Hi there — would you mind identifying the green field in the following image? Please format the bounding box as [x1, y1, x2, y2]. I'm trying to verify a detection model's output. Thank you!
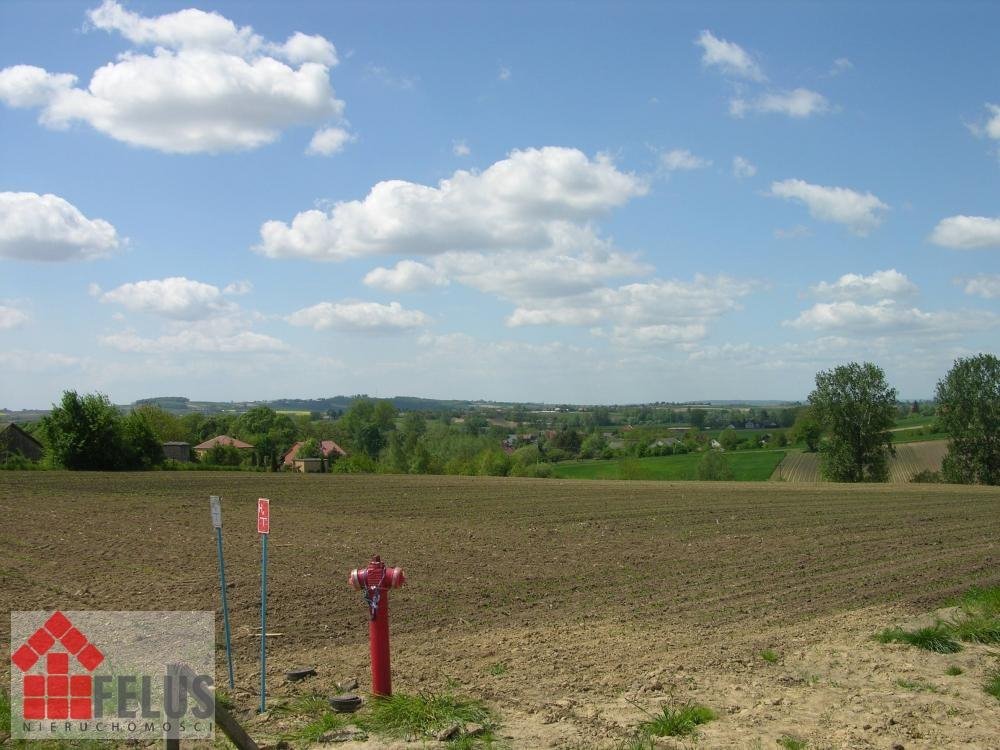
[552, 450, 786, 480]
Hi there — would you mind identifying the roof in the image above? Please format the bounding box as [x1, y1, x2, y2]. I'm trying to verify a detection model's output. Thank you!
[0, 422, 43, 448]
[162, 441, 191, 446]
[282, 439, 347, 465]
[194, 434, 254, 451]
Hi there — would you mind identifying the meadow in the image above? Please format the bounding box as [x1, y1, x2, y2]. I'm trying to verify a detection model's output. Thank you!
[551, 449, 786, 480]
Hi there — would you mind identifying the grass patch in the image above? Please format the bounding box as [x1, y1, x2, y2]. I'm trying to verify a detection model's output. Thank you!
[945, 665, 964, 676]
[985, 668, 1000, 702]
[640, 703, 716, 738]
[615, 731, 655, 750]
[760, 649, 779, 663]
[777, 737, 808, 750]
[876, 625, 962, 653]
[895, 678, 942, 694]
[296, 712, 349, 743]
[552, 450, 786, 481]
[357, 690, 495, 744]
[488, 662, 507, 677]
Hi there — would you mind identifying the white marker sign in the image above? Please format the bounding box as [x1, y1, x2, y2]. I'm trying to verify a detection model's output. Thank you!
[210, 495, 222, 528]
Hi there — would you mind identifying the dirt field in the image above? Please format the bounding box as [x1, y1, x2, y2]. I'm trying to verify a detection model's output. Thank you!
[772, 441, 949, 483]
[2, 472, 999, 748]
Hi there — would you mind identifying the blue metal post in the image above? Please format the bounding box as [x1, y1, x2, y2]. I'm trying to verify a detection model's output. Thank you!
[216, 526, 235, 689]
[259, 532, 268, 713]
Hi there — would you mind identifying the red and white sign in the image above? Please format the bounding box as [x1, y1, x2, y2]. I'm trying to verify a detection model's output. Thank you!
[257, 498, 270, 535]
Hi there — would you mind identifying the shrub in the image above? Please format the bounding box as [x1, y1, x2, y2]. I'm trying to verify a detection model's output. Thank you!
[331, 453, 378, 474]
[696, 450, 734, 480]
[910, 469, 943, 483]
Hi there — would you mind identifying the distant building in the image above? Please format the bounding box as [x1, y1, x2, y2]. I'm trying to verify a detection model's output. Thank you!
[281, 439, 347, 467]
[0, 422, 43, 462]
[193, 435, 254, 457]
[162, 441, 191, 462]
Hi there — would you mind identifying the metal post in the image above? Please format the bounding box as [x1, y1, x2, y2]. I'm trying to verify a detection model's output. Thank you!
[259, 532, 268, 713]
[216, 526, 235, 689]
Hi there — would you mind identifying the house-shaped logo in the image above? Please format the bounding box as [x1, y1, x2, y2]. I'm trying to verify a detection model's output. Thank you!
[10, 611, 105, 720]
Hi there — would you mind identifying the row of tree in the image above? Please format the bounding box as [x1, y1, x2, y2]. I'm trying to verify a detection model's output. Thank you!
[804, 354, 998, 484]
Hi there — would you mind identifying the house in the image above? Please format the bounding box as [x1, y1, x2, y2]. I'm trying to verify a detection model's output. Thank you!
[281, 439, 347, 468]
[649, 437, 681, 449]
[0, 422, 43, 462]
[193, 435, 254, 457]
[710, 439, 722, 450]
[161, 441, 191, 462]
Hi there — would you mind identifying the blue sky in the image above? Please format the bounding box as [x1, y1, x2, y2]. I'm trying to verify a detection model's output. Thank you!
[1, 0, 998, 408]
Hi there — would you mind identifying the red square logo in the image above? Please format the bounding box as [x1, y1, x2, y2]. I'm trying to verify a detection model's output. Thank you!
[47, 675, 69, 697]
[28, 628, 55, 655]
[44, 611, 72, 638]
[77, 643, 104, 671]
[47, 697, 69, 719]
[70, 675, 92, 697]
[24, 675, 45, 697]
[70, 698, 93, 720]
[60, 627, 87, 654]
[11, 643, 40, 672]
[23, 697, 46, 720]
[47, 652, 69, 674]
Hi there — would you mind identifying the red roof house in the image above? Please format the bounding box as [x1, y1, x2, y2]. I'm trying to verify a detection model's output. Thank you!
[282, 439, 347, 466]
[193, 435, 254, 456]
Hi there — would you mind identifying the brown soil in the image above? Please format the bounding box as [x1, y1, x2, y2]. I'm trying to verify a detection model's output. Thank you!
[2, 472, 999, 748]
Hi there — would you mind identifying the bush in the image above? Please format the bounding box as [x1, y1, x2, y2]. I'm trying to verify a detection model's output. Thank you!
[203, 443, 244, 467]
[696, 450, 734, 481]
[910, 469, 943, 483]
[331, 454, 378, 474]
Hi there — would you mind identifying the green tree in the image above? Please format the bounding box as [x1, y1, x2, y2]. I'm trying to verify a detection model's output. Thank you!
[696, 450, 734, 480]
[688, 408, 707, 430]
[791, 407, 823, 452]
[809, 362, 897, 482]
[41, 391, 162, 470]
[719, 428, 741, 451]
[935, 353, 1000, 485]
[296, 437, 322, 459]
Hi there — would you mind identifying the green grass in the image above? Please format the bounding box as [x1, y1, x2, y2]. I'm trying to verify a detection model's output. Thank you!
[357, 691, 495, 744]
[895, 678, 943, 694]
[760, 649, 779, 663]
[640, 703, 716, 738]
[552, 450, 786, 481]
[876, 625, 963, 653]
[777, 737, 808, 750]
[945, 665, 964, 676]
[296, 712, 350, 743]
[488, 662, 507, 677]
[615, 731, 655, 750]
[985, 667, 1000, 702]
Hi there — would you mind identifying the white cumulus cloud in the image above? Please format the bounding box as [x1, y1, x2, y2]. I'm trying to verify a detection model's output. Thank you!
[811, 269, 917, 301]
[0, 191, 121, 261]
[307, 126, 354, 156]
[787, 300, 997, 336]
[732, 155, 757, 178]
[256, 147, 647, 261]
[99, 277, 238, 320]
[286, 301, 429, 332]
[770, 179, 888, 235]
[929, 215, 1000, 249]
[961, 274, 1000, 299]
[101, 328, 288, 354]
[363, 261, 449, 293]
[695, 30, 765, 81]
[453, 140, 471, 157]
[730, 88, 830, 118]
[660, 148, 711, 171]
[0, 305, 29, 330]
[0, 1, 345, 154]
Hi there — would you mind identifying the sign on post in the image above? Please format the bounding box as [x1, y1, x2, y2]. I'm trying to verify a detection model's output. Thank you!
[210, 496, 235, 689]
[257, 498, 270, 713]
[257, 498, 270, 534]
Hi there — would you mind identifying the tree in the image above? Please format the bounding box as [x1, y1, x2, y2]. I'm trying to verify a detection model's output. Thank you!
[791, 407, 823, 452]
[41, 391, 162, 470]
[719, 427, 741, 451]
[935, 353, 1000, 485]
[696, 450, 734, 480]
[808, 362, 897, 482]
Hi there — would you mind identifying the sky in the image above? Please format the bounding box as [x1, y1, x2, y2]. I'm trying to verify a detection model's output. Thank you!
[1, 0, 998, 409]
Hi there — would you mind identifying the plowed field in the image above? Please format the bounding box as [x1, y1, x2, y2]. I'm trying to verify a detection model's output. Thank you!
[2, 472, 999, 748]
[772, 440, 949, 482]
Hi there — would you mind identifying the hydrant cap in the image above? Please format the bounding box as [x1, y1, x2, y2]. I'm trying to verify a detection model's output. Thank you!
[348, 568, 363, 590]
[388, 567, 406, 588]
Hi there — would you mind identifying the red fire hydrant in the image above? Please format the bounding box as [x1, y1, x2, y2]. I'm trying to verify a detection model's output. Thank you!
[349, 555, 406, 696]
